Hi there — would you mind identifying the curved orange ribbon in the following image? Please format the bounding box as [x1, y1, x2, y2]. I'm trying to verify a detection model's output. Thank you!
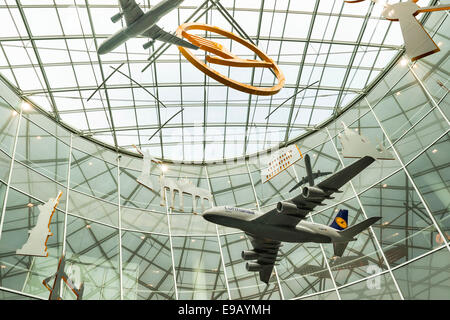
[176, 23, 285, 96]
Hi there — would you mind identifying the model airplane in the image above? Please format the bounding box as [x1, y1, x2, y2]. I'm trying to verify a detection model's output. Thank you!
[201, 156, 381, 284]
[289, 154, 331, 192]
[381, 1, 450, 61]
[98, 0, 199, 55]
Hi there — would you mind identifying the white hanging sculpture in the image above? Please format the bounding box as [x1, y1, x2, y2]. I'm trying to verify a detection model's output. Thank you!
[381, 0, 450, 61]
[345, 0, 450, 61]
[338, 122, 394, 160]
[133, 144, 161, 191]
[261, 144, 303, 183]
[160, 175, 212, 214]
[16, 191, 63, 257]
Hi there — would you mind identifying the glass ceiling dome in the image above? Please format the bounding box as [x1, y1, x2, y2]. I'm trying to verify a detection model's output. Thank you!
[0, 0, 427, 162]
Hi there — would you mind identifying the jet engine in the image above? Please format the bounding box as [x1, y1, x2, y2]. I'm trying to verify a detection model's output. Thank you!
[111, 12, 124, 23]
[246, 262, 264, 272]
[302, 186, 326, 199]
[241, 250, 259, 261]
[143, 39, 156, 50]
[276, 201, 298, 215]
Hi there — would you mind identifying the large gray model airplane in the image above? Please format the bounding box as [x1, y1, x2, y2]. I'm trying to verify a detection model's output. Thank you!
[98, 0, 198, 55]
[201, 155, 381, 284]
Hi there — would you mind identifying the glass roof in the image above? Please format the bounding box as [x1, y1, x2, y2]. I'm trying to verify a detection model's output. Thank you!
[0, 0, 431, 162]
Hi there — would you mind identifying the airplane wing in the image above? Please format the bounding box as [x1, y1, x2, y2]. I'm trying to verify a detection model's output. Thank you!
[252, 206, 307, 227]
[246, 234, 281, 284]
[313, 156, 375, 193]
[119, 0, 144, 26]
[254, 156, 375, 227]
[289, 171, 332, 192]
[142, 25, 199, 50]
[288, 176, 309, 193]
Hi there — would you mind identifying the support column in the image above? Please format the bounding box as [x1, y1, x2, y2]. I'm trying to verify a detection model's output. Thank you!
[117, 155, 123, 300]
[62, 133, 72, 256]
[325, 127, 405, 300]
[204, 166, 232, 300]
[0, 108, 22, 239]
[59, 132, 73, 297]
[164, 179, 179, 300]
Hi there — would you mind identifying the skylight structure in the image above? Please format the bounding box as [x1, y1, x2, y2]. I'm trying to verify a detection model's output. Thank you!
[0, 0, 416, 162]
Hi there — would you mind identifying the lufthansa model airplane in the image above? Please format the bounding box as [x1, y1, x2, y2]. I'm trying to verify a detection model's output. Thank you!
[98, 0, 198, 55]
[201, 156, 381, 284]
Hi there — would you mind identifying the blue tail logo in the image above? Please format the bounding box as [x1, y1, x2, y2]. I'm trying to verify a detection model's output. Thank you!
[330, 209, 348, 230]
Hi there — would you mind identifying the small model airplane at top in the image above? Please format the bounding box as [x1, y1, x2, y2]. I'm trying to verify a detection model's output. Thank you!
[289, 154, 331, 192]
[381, 0, 450, 61]
[345, 0, 450, 61]
[201, 156, 380, 284]
[98, 0, 199, 55]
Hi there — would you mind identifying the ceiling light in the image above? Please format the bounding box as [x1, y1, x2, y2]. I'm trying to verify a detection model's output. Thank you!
[140, 236, 145, 240]
[0, 265, 6, 269]
[396, 91, 401, 96]
[21, 101, 32, 111]
[36, 136, 41, 140]
[12, 110, 17, 116]
[88, 162, 93, 166]
[438, 41, 443, 47]
[27, 203, 33, 208]
[400, 58, 408, 66]
[382, 183, 387, 188]
[86, 224, 91, 229]
[432, 149, 438, 154]
[161, 164, 168, 172]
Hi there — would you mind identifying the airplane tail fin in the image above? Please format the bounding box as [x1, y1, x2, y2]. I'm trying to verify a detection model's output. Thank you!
[332, 216, 381, 257]
[339, 216, 380, 239]
[329, 209, 349, 231]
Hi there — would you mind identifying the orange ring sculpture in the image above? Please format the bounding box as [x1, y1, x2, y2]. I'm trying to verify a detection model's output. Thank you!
[176, 23, 285, 96]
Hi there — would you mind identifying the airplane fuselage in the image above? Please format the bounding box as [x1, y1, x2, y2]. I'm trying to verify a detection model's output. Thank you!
[98, 0, 183, 55]
[202, 206, 350, 244]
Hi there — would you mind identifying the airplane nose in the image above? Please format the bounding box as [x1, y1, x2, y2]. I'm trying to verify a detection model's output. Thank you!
[201, 207, 214, 216]
[98, 42, 108, 55]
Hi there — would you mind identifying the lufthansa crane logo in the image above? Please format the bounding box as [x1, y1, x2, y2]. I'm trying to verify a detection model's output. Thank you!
[335, 217, 348, 229]
[176, 23, 285, 96]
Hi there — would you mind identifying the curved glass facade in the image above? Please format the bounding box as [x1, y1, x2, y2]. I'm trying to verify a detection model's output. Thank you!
[0, 0, 408, 162]
[0, 4, 449, 300]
